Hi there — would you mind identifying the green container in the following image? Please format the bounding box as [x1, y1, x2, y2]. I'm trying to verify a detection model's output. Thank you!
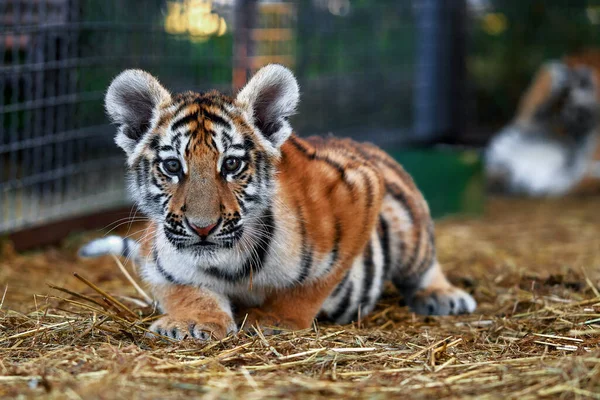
[387, 148, 485, 219]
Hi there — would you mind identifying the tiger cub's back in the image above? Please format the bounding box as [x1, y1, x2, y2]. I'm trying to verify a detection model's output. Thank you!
[299, 136, 438, 323]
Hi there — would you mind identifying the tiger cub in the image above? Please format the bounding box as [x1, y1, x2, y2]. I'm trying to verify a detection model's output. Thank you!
[486, 50, 600, 196]
[80, 65, 476, 340]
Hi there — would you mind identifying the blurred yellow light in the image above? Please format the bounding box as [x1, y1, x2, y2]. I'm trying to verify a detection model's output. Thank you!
[217, 18, 227, 36]
[165, 0, 227, 40]
[165, 2, 187, 35]
[482, 13, 507, 36]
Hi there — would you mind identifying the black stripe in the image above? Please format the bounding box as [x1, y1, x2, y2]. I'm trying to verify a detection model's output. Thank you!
[150, 173, 163, 191]
[203, 129, 215, 147]
[244, 136, 255, 151]
[351, 142, 412, 184]
[378, 215, 392, 279]
[164, 225, 190, 245]
[149, 136, 161, 151]
[191, 96, 211, 107]
[289, 136, 316, 160]
[296, 204, 313, 283]
[217, 222, 244, 237]
[172, 132, 183, 152]
[203, 207, 274, 282]
[322, 156, 348, 186]
[174, 101, 192, 116]
[331, 271, 350, 297]
[121, 238, 130, 258]
[244, 194, 260, 204]
[238, 199, 247, 213]
[202, 110, 231, 130]
[330, 282, 354, 323]
[155, 254, 180, 284]
[150, 193, 164, 204]
[298, 247, 313, 283]
[171, 112, 198, 132]
[359, 242, 375, 310]
[221, 131, 233, 145]
[161, 195, 171, 211]
[385, 183, 415, 223]
[289, 136, 352, 190]
[359, 169, 375, 210]
[207, 136, 216, 151]
[325, 218, 343, 273]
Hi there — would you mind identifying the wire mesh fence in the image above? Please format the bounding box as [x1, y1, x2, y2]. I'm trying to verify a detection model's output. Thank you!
[294, 1, 419, 144]
[2, 0, 436, 234]
[1, 0, 234, 233]
[7, 0, 597, 234]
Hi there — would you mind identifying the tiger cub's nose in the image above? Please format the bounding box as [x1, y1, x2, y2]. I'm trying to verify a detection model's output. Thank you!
[187, 219, 219, 238]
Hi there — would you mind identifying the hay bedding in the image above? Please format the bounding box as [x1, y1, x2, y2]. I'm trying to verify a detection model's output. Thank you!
[1, 198, 600, 399]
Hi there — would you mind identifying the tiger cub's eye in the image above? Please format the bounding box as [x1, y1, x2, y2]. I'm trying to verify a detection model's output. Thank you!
[223, 157, 241, 173]
[163, 159, 182, 175]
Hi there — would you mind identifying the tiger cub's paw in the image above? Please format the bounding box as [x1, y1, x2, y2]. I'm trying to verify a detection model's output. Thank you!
[147, 316, 237, 341]
[409, 286, 476, 316]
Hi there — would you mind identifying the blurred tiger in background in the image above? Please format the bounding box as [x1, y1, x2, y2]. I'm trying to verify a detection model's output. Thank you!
[79, 65, 476, 341]
[485, 50, 600, 196]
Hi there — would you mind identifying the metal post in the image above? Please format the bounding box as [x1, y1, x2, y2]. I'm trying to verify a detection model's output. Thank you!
[413, 0, 467, 145]
[233, 0, 258, 91]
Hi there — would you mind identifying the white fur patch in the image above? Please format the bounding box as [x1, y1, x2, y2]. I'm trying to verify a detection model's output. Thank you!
[486, 127, 597, 196]
[79, 236, 125, 258]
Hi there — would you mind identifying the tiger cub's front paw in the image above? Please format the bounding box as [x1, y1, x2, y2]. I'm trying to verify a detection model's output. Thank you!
[148, 315, 236, 341]
[409, 286, 476, 316]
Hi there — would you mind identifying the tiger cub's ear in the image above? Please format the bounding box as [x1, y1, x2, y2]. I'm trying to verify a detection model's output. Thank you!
[236, 64, 300, 150]
[105, 70, 171, 154]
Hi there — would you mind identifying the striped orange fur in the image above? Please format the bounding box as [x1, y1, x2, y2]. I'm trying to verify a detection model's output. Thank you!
[80, 65, 476, 340]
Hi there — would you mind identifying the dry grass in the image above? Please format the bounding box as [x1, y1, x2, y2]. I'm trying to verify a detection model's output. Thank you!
[2, 197, 600, 399]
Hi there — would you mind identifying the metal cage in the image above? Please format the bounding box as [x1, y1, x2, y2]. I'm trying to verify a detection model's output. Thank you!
[1, 0, 467, 235]
[1, 0, 235, 233]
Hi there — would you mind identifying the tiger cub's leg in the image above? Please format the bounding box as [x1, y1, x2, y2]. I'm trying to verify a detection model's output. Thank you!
[242, 267, 349, 332]
[381, 195, 476, 316]
[149, 285, 237, 340]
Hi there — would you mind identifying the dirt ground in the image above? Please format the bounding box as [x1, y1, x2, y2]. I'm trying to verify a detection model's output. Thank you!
[1, 197, 600, 399]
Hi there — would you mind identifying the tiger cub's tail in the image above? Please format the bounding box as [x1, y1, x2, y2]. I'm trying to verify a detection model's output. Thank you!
[79, 236, 140, 262]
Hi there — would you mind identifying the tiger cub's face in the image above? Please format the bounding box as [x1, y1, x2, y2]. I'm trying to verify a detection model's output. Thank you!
[105, 65, 299, 260]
